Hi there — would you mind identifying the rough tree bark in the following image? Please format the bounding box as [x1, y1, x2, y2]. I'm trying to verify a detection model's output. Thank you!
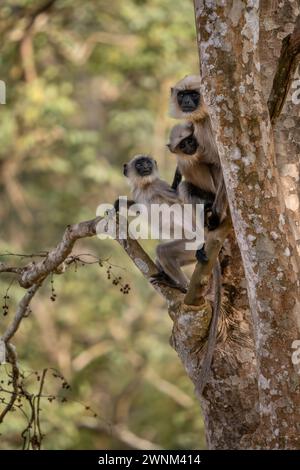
[194, 0, 300, 449]
[260, 1, 300, 256]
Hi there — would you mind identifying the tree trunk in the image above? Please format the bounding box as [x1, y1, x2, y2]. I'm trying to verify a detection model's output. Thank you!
[169, 295, 259, 449]
[259, 1, 300, 256]
[170, 217, 260, 449]
[194, 0, 300, 449]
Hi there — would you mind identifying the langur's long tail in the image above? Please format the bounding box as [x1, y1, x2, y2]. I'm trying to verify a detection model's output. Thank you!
[198, 258, 221, 395]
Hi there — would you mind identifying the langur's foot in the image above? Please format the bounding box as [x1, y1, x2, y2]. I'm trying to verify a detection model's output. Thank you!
[150, 271, 187, 293]
[113, 198, 120, 212]
[196, 246, 209, 263]
[207, 212, 220, 231]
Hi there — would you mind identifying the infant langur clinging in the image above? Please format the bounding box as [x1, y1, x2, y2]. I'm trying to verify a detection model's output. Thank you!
[168, 75, 228, 230]
[117, 154, 210, 293]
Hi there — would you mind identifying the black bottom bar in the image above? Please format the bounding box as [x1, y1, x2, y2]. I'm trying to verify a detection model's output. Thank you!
[0, 450, 300, 466]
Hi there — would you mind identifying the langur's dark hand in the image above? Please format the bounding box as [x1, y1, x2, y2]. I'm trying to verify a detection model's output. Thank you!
[196, 246, 209, 263]
[207, 211, 220, 231]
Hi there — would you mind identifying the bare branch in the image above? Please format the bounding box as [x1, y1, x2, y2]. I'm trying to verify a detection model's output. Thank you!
[48, 31, 138, 65]
[20, 34, 37, 82]
[0, 263, 22, 274]
[36, 368, 47, 447]
[19, 218, 102, 288]
[116, 235, 184, 304]
[0, 344, 20, 423]
[0, 0, 56, 38]
[25, 0, 57, 34]
[2, 283, 41, 343]
[79, 420, 163, 450]
[145, 369, 194, 408]
[17, 215, 184, 303]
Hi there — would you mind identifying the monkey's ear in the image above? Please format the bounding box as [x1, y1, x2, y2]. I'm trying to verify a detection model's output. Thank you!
[170, 87, 174, 94]
[154, 160, 158, 166]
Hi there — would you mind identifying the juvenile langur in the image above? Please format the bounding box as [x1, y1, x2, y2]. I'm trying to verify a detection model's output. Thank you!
[168, 122, 216, 195]
[168, 122, 216, 262]
[116, 155, 221, 392]
[120, 154, 206, 292]
[169, 75, 228, 229]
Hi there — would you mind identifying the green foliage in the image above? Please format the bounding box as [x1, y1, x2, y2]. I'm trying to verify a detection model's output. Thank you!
[0, 0, 205, 449]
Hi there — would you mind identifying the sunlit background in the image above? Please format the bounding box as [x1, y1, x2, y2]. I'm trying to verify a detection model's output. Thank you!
[0, 0, 205, 449]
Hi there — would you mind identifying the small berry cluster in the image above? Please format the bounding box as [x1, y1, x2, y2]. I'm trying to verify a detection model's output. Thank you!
[99, 261, 131, 294]
[2, 294, 9, 316]
[50, 276, 57, 302]
[120, 284, 130, 294]
[52, 371, 71, 390]
[105, 264, 131, 294]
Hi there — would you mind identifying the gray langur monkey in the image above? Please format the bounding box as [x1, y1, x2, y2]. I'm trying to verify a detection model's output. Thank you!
[168, 75, 228, 230]
[119, 154, 205, 292]
[168, 77, 227, 391]
[115, 154, 221, 393]
[167, 122, 217, 263]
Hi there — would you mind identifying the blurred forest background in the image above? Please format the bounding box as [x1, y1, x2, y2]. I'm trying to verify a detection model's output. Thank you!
[0, 0, 205, 449]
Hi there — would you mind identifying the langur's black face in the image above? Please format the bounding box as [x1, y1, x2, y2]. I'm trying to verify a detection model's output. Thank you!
[177, 90, 200, 112]
[134, 157, 154, 176]
[178, 135, 198, 155]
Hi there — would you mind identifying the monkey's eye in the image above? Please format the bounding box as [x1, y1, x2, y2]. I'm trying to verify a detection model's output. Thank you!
[177, 91, 184, 98]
